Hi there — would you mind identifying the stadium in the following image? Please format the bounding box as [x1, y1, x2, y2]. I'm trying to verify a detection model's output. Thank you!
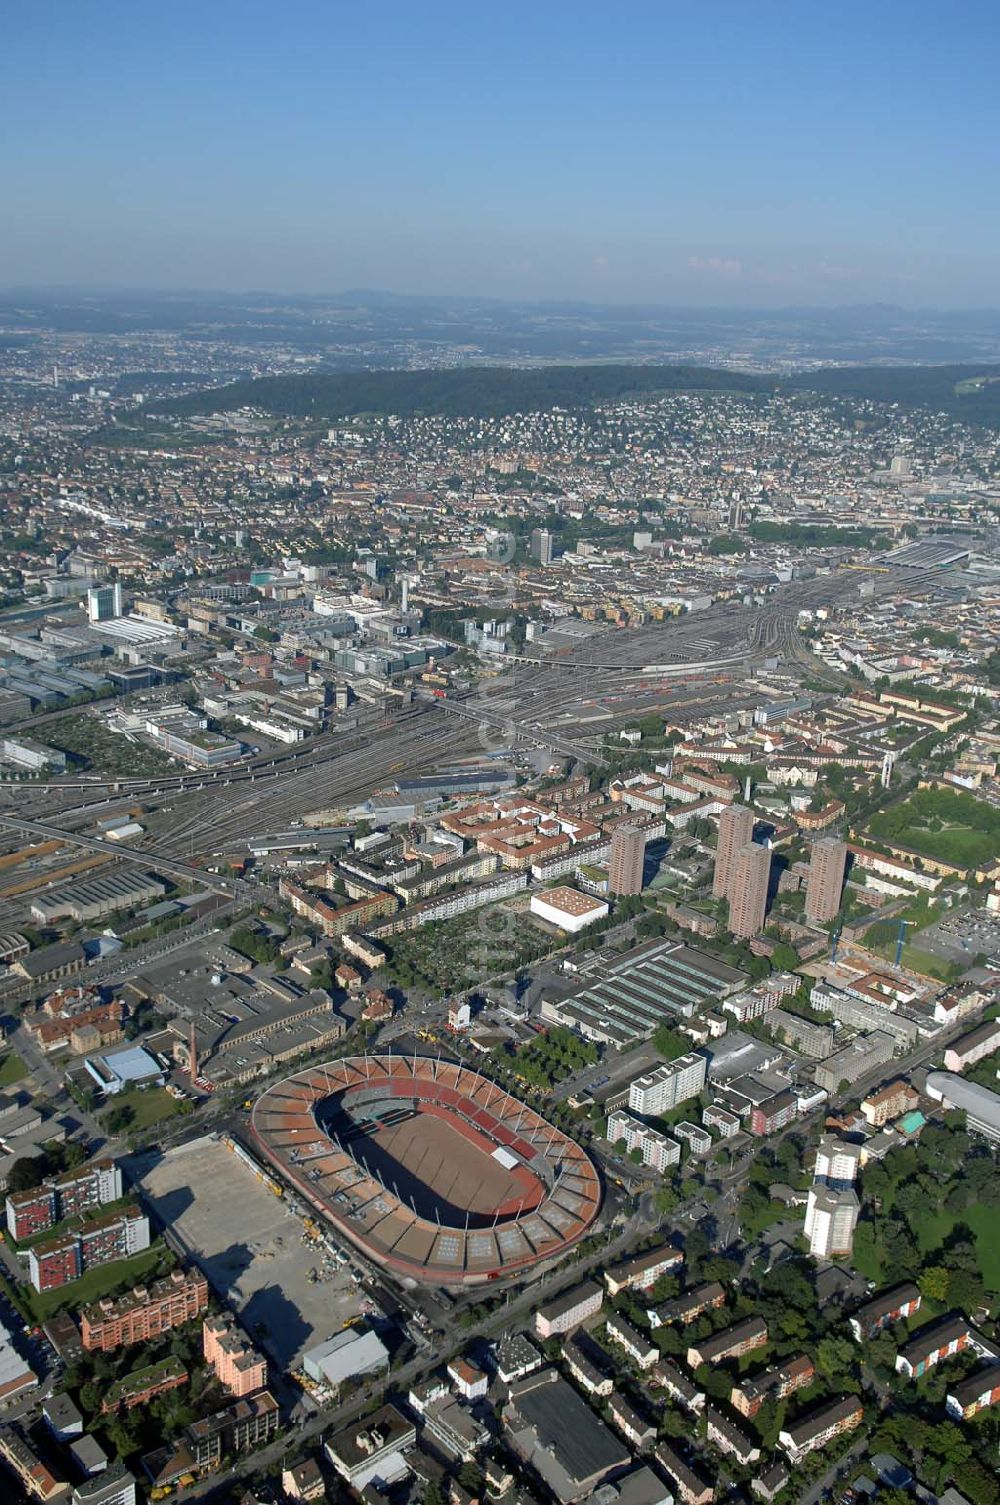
[250, 1053, 602, 1284]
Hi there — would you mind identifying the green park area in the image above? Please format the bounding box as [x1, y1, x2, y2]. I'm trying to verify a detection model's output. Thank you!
[493, 1025, 598, 1089]
[43, 713, 179, 779]
[0, 1051, 28, 1088]
[866, 786, 1000, 872]
[102, 1087, 185, 1134]
[852, 1119, 1000, 1297]
[381, 903, 555, 995]
[26, 1243, 168, 1322]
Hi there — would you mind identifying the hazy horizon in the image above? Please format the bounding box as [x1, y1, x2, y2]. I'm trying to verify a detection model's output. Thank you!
[4, 1, 997, 307]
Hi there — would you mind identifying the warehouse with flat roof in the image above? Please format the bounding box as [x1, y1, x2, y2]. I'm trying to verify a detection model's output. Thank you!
[540, 939, 747, 1047]
[31, 870, 166, 925]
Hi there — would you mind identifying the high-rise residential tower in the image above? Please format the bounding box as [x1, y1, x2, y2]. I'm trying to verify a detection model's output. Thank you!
[609, 824, 647, 896]
[728, 843, 771, 938]
[713, 805, 755, 899]
[805, 838, 848, 923]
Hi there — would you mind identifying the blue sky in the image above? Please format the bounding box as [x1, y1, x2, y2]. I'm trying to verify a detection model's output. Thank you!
[2, 0, 997, 304]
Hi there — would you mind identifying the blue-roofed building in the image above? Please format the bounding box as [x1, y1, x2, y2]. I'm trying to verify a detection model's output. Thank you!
[84, 1044, 164, 1096]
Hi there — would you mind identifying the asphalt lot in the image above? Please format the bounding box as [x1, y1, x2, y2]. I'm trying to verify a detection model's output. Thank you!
[916, 905, 1000, 964]
[133, 1135, 367, 1370]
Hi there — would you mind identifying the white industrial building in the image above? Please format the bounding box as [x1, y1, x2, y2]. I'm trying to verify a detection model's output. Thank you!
[530, 886, 609, 933]
[925, 1071, 1000, 1144]
[303, 1327, 389, 1389]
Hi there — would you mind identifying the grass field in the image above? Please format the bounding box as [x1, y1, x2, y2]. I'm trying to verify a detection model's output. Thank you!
[0, 1052, 28, 1088]
[26, 1243, 168, 1321]
[860, 939, 959, 981]
[103, 1087, 184, 1132]
[914, 1203, 1000, 1293]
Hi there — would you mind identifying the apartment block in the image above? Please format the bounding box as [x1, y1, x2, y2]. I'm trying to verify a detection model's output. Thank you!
[661, 1281, 726, 1326]
[326, 1404, 417, 1490]
[651, 1359, 705, 1413]
[813, 1031, 898, 1094]
[604, 1242, 683, 1297]
[847, 1283, 922, 1342]
[605, 1313, 658, 1369]
[687, 1318, 768, 1369]
[944, 1019, 1000, 1073]
[81, 1268, 209, 1351]
[730, 1355, 814, 1418]
[629, 1054, 707, 1116]
[203, 1314, 267, 1397]
[186, 1391, 279, 1470]
[860, 1079, 919, 1128]
[609, 824, 647, 896]
[0, 1423, 67, 1501]
[805, 838, 847, 923]
[608, 1393, 656, 1450]
[713, 805, 754, 899]
[72, 1465, 138, 1505]
[7, 1158, 123, 1243]
[946, 1368, 1000, 1420]
[812, 987, 919, 1050]
[895, 1316, 998, 1379]
[778, 1397, 863, 1462]
[813, 1136, 862, 1188]
[727, 843, 771, 939]
[764, 1008, 835, 1060]
[652, 1442, 714, 1505]
[805, 1187, 860, 1259]
[703, 1103, 741, 1138]
[674, 1121, 712, 1155]
[562, 1335, 614, 1397]
[748, 1090, 797, 1137]
[28, 1205, 149, 1293]
[535, 1279, 603, 1339]
[607, 1108, 681, 1172]
[705, 1405, 760, 1466]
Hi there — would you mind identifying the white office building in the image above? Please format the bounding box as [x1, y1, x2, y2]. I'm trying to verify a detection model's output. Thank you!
[87, 583, 123, 624]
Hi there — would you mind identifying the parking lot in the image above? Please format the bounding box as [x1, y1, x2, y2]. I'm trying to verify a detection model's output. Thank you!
[914, 906, 1000, 964]
[132, 1135, 367, 1370]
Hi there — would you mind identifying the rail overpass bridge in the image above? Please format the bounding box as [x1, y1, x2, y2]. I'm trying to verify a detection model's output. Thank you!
[0, 813, 250, 901]
[433, 694, 606, 766]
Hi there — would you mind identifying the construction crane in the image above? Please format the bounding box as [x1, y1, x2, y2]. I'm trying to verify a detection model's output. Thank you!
[894, 918, 911, 968]
[830, 924, 842, 963]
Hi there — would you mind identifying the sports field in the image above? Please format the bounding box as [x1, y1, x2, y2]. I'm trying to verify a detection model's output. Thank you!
[352, 1108, 542, 1224]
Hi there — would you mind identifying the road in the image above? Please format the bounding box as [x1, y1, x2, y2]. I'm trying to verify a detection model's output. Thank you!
[798, 1435, 868, 1505]
[176, 1201, 658, 1502]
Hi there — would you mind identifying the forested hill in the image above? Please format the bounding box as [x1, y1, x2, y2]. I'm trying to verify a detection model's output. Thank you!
[784, 363, 1000, 427]
[151, 360, 1000, 427]
[152, 364, 770, 421]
